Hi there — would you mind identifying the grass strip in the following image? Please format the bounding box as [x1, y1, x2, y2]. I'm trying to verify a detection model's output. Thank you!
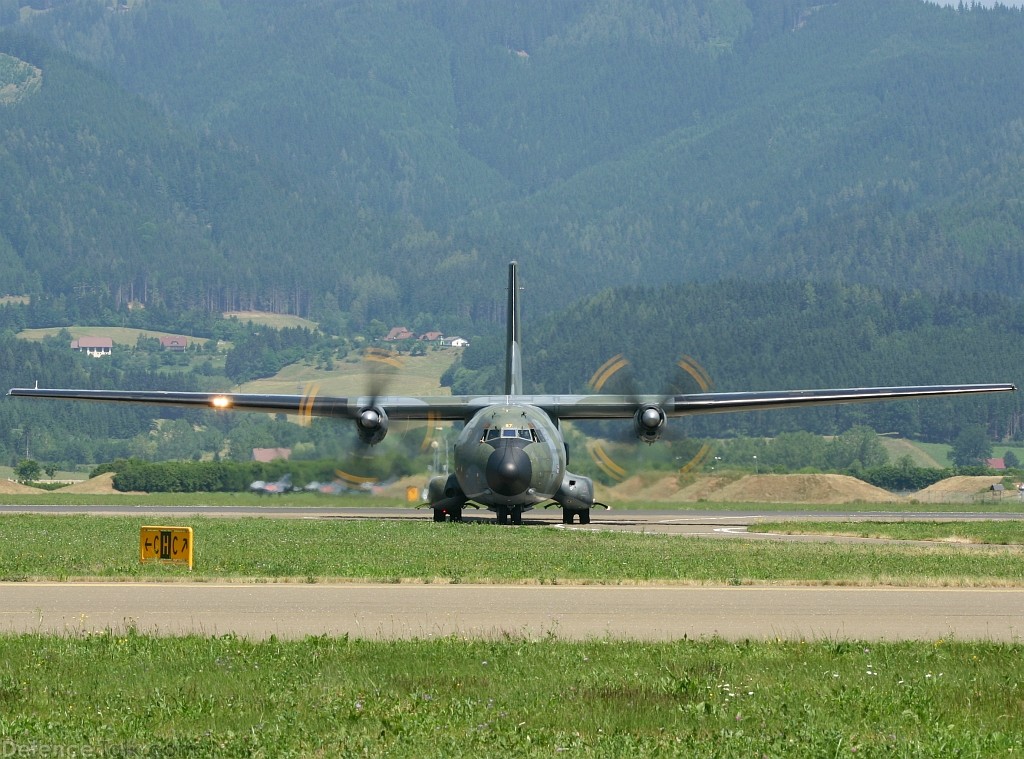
[760, 520, 1024, 545]
[1, 515, 1022, 585]
[0, 633, 1020, 757]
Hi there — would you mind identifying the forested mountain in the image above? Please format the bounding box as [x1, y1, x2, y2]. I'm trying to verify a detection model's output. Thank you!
[1, 0, 1023, 460]
[443, 279, 1022, 442]
[1, 0, 1022, 329]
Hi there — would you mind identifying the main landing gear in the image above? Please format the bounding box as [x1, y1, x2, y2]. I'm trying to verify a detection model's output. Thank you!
[432, 507, 462, 522]
[561, 507, 590, 525]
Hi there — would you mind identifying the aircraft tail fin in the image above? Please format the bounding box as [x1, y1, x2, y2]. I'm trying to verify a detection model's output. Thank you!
[505, 261, 523, 395]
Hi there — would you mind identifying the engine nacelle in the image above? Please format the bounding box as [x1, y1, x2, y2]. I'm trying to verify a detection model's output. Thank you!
[355, 406, 389, 446]
[428, 473, 466, 507]
[633, 404, 667, 444]
[555, 470, 595, 510]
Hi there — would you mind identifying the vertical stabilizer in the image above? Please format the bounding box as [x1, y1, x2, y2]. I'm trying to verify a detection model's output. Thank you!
[505, 261, 523, 395]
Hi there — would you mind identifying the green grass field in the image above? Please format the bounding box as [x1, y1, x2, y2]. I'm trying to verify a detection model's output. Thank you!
[2, 513, 1023, 755]
[237, 347, 460, 396]
[16, 325, 211, 346]
[762, 520, 1024, 545]
[904, 439, 1024, 468]
[222, 310, 319, 330]
[0, 633, 1020, 757]
[1, 515, 1022, 585]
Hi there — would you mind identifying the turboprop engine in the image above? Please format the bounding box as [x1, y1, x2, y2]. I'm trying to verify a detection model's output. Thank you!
[633, 404, 667, 444]
[355, 406, 389, 446]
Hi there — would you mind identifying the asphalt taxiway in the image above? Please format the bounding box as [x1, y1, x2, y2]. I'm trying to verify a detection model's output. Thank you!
[2, 583, 1022, 641]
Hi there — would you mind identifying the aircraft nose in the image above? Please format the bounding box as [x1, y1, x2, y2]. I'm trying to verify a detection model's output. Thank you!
[485, 443, 533, 497]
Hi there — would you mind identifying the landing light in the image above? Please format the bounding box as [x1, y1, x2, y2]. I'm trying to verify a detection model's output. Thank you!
[211, 395, 232, 409]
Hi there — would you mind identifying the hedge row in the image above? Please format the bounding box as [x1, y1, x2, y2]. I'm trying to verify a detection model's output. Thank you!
[92, 459, 344, 493]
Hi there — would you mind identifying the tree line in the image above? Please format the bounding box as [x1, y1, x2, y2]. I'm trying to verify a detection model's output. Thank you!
[449, 279, 1024, 442]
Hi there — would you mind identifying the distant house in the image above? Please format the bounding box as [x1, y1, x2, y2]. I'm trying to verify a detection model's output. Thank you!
[159, 335, 189, 352]
[442, 337, 470, 348]
[384, 326, 414, 341]
[252, 447, 292, 462]
[987, 458, 1006, 470]
[418, 331, 444, 342]
[71, 337, 112, 357]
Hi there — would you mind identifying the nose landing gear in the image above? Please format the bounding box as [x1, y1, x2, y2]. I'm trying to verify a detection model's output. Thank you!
[495, 505, 524, 525]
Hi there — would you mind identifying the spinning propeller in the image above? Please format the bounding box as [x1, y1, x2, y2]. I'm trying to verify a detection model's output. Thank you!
[585, 353, 715, 482]
[324, 347, 440, 489]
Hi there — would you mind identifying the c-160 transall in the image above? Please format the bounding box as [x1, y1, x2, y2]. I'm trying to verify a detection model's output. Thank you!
[9, 263, 1016, 524]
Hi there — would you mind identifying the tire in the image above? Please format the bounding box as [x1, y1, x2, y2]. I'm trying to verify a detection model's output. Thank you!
[511, 506, 523, 525]
[433, 509, 446, 522]
[579, 510, 590, 525]
[496, 507, 509, 525]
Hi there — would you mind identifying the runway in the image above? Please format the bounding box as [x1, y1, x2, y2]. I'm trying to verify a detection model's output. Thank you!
[2, 582, 1021, 641]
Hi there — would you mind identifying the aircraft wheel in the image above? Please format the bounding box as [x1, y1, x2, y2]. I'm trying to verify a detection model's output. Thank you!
[496, 507, 509, 525]
[562, 508, 574, 524]
[450, 507, 463, 522]
[511, 506, 523, 526]
[579, 509, 591, 525]
[432, 509, 446, 522]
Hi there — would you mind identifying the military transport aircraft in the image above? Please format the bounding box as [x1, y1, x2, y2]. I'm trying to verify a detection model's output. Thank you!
[8, 262, 1016, 525]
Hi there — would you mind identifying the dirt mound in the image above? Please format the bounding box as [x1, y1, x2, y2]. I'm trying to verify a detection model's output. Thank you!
[705, 473, 901, 504]
[913, 475, 1005, 501]
[606, 474, 675, 501]
[605, 474, 731, 502]
[603, 473, 898, 504]
[674, 476, 732, 501]
[0, 478, 42, 494]
[58, 472, 120, 494]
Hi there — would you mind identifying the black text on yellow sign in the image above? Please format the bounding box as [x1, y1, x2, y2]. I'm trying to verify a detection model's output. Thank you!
[140, 526, 193, 570]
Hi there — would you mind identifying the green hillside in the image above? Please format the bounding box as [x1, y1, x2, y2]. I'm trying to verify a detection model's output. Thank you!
[0, 0, 1023, 465]
[0, 1, 1022, 327]
[17, 326, 210, 346]
[444, 279, 1024, 442]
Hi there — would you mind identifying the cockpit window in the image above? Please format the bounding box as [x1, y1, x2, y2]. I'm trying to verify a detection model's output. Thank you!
[482, 426, 543, 443]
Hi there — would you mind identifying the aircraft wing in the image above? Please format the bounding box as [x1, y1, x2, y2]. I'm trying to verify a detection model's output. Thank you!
[548, 383, 1018, 419]
[674, 384, 1018, 415]
[7, 382, 1015, 422]
[5, 387, 481, 422]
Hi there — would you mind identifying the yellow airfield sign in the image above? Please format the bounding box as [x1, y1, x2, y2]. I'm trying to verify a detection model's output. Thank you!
[140, 526, 193, 570]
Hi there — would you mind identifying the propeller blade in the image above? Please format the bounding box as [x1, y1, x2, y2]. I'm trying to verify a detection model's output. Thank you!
[334, 347, 404, 487]
[584, 353, 716, 483]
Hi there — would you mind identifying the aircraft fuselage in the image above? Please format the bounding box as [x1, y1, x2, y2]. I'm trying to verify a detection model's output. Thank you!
[454, 403, 565, 508]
